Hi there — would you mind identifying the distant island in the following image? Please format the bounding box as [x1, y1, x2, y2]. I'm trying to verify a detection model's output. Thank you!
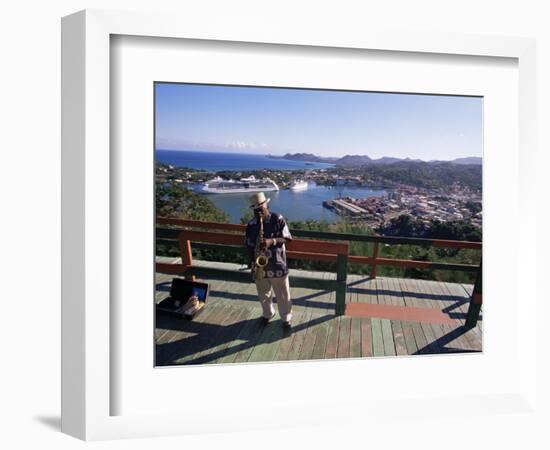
[269, 152, 481, 167]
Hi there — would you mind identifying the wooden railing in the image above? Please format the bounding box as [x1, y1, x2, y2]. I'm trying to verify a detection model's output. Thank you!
[156, 218, 483, 325]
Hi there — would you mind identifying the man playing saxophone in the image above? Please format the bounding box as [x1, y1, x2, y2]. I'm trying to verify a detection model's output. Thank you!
[245, 192, 293, 330]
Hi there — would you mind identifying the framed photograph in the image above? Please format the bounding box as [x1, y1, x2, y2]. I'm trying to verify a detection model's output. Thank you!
[153, 81, 485, 369]
[61, 9, 537, 441]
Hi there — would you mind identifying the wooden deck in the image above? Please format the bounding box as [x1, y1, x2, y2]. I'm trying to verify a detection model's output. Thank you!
[155, 259, 482, 366]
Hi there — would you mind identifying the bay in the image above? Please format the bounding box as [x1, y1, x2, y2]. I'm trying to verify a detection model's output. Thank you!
[156, 149, 335, 171]
[191, 182, 386, 224]
[157, 149, 384, 224]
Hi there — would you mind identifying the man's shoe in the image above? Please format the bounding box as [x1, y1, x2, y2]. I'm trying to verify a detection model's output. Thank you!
[282, 320, 292, 330]
[260, 314, 275, 325]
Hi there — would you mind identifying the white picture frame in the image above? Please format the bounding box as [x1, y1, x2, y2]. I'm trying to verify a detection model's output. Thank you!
[61, 9, 538, 441]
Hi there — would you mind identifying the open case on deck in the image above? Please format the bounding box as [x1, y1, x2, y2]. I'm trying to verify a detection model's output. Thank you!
[156, 278, 209, 319]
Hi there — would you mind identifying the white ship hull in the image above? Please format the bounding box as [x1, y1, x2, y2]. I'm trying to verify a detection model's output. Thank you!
[201, 185, 279, 194]
[200, 176, 279, 194]
[290, 180, 308, 191]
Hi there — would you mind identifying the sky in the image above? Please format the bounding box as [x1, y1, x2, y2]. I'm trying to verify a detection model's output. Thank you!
[155, 83, 482, 161]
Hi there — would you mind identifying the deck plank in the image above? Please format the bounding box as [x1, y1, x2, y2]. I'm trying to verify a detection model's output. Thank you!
[310, 314, 331, 360]
[216, 309, 264, 364]
[336, 316, 351, 359]
[324, 316, 341, 359]
[349, 317, 362, 358]
[396, 278, 428, 353]
[376, 279, 397, 356]
[298, 319, 318, 360]
[173, 302, 236, 365]
[205, 307, 255, 364]
[444, 281, 483, 340]
[371, 319, 385, 357]
[360, 318, 373, 357]
[247, 320, 284, 363]
[430, 281, 474, 352]
[155, 262, 482, 365]
[286, 307, 314, 361]
[440, 281, 482, 350]
[275, 306, 308, 361]
[405, 278, 440, 354]
[387, 277, 418, 354]
[155, 297, 226, 365]
[382, 278, 408, 356]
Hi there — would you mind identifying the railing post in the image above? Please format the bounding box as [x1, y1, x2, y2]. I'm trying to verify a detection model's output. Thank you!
[370, 242, 379, 279]
[178, 232, 195, 281]
[465, 258, 482, 329]
[335, 252, 348, 315]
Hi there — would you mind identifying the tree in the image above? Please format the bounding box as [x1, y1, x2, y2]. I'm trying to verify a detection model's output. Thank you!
[156, 182, 229, 223]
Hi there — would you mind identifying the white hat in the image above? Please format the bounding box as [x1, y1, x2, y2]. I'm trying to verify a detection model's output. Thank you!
[249, 192, 270, 209]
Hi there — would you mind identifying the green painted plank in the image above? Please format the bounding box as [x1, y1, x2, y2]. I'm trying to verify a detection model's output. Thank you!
[173, 303, 237, 364]
[337, 317, 351, 359]
[400, 321, 419, 355]
[216, 306, 265, 364]
[230, 320, 270, 364]
[381, 319, 396, 356]
[444, 281, 483, 341]
[374, 278, 396, 357]
[408, 279, 444, 354]
[155, 298, 225, 365]
[205, 307, 255, 364]
[430, 281, 470, 352]
[274, 307, 308, 361]
[385, 277, 417, 355]
[390, 320, 408, 356]
[410, 321, 428, 353]
[248, 278, 305, 362]
[435, 281, 481, 352]
[248, 319, 285, 363]
[349, 317, 362, 358]
[397, 278, 429, 353]
[310, 316, 331, 360]
[324, 316, 341, 359]
[371, 318, 384, 357]
[383, 278, 409, 356]
[256, 321, 287, 362]
[155, 328, 170, 342]
[360, 318, 373, 357]
[227, 279, 277, 363]
[197, 305, 250, 362]
[171, 302, 235, 364]
[286, 308, 314, 361]
[419, 278, 460, 354]
[298, 310, 327, 361]
[363, 278, 378, 304]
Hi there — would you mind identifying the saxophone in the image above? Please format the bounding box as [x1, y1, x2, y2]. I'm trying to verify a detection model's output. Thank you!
[254, 214, 269, 280]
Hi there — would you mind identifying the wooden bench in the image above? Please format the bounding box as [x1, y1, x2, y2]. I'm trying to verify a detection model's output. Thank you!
[156, 220, 350, 314]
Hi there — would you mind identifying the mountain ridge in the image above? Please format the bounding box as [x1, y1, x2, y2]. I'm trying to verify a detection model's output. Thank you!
[269, 152, 481, 166]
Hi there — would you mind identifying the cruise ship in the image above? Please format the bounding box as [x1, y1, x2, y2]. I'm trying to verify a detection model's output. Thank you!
[200, 175, 279, 194]
[289, 179, 308, 191]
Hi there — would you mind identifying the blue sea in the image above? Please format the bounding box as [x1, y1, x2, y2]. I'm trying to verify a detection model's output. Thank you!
[156, 149, 385, 223]
[192, 182, 386, 224]
[156, 149, 335, 171]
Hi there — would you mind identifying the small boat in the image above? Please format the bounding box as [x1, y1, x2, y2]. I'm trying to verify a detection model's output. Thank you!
[289, 179, 308, 191]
